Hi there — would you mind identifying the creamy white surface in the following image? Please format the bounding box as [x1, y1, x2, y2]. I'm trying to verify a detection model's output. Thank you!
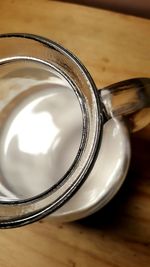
[50, 118, 131, 221]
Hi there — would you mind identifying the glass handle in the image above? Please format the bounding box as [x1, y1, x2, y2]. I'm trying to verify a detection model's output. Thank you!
[99, 78, 150, 132]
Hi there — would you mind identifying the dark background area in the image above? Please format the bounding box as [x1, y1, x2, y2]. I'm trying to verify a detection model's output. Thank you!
[54, 0, 150, 18]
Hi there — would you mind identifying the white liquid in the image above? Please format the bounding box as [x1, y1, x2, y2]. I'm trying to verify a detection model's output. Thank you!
[0, 60, 131, 222]
[0, 61, 83, 200]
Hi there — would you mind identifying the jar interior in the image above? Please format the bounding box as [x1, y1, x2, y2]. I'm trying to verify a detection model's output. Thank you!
[0, 58, 83, 201]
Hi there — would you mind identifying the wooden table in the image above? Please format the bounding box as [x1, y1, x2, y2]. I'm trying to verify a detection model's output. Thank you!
[0, 1, 150, 266]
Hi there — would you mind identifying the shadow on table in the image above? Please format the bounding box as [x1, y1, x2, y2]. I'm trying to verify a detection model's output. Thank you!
[53, 0, 150, 19]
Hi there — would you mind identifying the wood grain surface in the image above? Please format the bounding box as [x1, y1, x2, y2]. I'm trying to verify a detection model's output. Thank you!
[0, 1, 150, 267]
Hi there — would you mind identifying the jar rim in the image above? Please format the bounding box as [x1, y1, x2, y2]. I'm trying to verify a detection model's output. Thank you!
[0, 33, 103, 227]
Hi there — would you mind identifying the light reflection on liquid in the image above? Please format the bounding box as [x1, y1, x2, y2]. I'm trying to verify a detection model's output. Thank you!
[4, 95, 59, 155]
